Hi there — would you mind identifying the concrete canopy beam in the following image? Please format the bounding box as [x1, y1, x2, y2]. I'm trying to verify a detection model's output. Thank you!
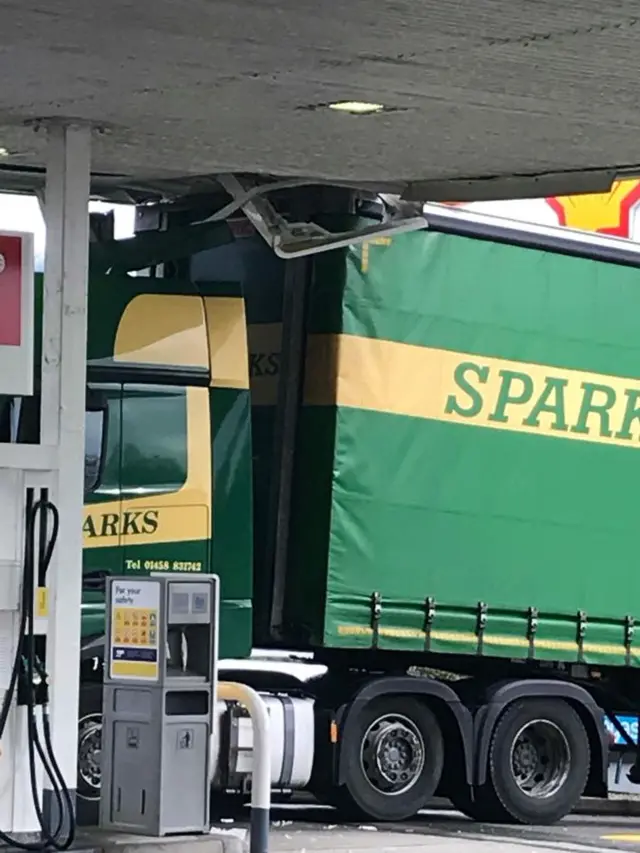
[0, 1, 638, 198]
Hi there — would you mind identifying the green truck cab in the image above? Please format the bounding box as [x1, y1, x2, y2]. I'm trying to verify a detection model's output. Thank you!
[80, 281, 254, 661]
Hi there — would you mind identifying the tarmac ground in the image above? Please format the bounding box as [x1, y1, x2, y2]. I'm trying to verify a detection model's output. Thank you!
[210, 798, 640, 852]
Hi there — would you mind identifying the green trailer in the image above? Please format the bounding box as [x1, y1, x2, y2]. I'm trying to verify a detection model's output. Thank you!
[288, 221, 640, 668]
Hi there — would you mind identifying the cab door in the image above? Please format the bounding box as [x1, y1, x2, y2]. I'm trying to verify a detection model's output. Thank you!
[120, 382, 209, 575]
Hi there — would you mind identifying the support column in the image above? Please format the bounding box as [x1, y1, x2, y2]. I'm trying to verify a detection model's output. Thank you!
[39, 122, 91, 828]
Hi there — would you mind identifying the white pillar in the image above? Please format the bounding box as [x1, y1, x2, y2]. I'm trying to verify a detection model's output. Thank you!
[39, 122, 91, 827]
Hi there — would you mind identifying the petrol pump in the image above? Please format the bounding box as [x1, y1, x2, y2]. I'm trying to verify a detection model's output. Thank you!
[0, 223, 77, 849]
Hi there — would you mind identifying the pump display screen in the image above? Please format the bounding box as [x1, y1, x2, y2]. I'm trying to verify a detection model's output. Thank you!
[0, 234, 22, 347]
[167, 582, 211, 623]
[170, 591, 190, 615]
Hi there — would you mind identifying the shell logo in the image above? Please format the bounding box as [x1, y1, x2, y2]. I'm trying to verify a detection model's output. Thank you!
[546, 179, 640, 239]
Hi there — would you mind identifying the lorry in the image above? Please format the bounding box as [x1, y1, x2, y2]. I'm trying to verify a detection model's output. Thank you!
[4, 195, 640, 828]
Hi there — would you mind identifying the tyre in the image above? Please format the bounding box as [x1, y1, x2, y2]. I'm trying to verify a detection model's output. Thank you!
[337, 696, 444, 821]
[449, 781, 508, 823]
[486, 698, 590, 824]
[76, 682, 103, 825]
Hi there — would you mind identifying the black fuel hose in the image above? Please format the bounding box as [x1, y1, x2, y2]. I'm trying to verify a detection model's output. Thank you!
[0, 497, 76, 850]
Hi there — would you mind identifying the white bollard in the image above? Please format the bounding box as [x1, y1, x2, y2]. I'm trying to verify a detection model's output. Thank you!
[217, 682, 271, 853]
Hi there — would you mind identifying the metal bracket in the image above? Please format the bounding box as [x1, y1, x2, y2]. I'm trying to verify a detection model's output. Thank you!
[625, 616, 635, 666]
[216, 174, 427, 259]
[423, 597, 436, 652]
[475, 602, 488, 656]
[370, 592, 382, 649]
[526, 607, 539, 660]
[576, 610, 587, 662]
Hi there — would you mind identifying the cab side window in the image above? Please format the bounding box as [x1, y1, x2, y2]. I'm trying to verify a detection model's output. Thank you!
[84, 408, 105, 492]
[84, 384, 121, 497]
[120, 384, 188, 496]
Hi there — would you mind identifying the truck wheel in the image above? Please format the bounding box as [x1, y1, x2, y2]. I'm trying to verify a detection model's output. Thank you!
[339, 696, 444, 821]
[487, 698, 589, 824]
[77, 683, 103, 804]
[449, 782, 508, 823]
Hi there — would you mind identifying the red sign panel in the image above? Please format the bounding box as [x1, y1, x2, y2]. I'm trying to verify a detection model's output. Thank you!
[0, 234, 22, 347]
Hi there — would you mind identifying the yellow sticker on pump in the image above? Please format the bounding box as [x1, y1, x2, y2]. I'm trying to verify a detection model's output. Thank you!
[36, 587, 48, 619]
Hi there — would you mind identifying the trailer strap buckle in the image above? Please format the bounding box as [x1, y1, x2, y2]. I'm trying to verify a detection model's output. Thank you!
[476, 601, 488, 656]
[423, 597, 436, 652]
[526, 606, 539, 660]
[624, 615, 635, 666]
[370, 591, 382, 649]
[576, 610, 587, 662]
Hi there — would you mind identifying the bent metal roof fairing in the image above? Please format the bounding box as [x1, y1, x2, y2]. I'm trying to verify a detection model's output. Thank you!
[1, 0, 639, 205]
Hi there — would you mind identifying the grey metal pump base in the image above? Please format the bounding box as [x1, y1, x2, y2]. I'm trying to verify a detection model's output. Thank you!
[75, 829, 245, 853]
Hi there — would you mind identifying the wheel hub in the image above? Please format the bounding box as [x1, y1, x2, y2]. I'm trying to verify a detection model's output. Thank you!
[360, 713, 426, 796]
[78, 715, 102, 796]
[509, 719, 570, 799]
[513, 740, 537, 775]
